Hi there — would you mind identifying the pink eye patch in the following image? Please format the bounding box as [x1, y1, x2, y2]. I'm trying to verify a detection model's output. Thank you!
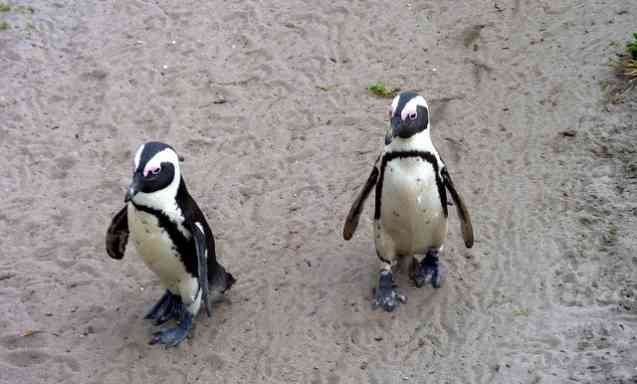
[401, 109, 417, 121]
[144, 165, 161, 177]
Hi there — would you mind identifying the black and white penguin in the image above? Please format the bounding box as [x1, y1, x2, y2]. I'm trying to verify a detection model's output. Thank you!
[343, 92, 474, 312]
[106, 142, 235, 347]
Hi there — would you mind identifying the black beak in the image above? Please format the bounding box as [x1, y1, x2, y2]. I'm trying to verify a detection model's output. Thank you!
[390, 116, 403, 138]
[125, 173, 143, 202]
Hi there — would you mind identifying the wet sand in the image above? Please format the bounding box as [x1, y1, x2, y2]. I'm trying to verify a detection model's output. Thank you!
[1, 1, 636, 383]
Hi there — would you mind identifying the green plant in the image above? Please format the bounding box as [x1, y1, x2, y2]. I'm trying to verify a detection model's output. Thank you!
[607, 33, 637, 99]
[14, 4, 34, 14]
[0, 21, 9, 30]
[512, 308, 529, 316]
[0, 3, 10, 12]
[612, 54, 637, 90]
[368, 82, 400, 98]
[626, 32, 637, 60]
[316, 84, 337, 91]
[622, 58, 637, 81]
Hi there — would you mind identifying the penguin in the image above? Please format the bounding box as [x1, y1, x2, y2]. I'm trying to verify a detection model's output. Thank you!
[106, 141, 235, 347]
[343, 92, 474, 312]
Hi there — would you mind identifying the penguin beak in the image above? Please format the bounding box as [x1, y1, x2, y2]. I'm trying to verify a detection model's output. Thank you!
[390, 116, 404, 138]
[390, 116, 420, 139]
[125, 173, 143, 202]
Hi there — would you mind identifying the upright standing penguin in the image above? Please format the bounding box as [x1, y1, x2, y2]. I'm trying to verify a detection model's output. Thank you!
[343, 92, 474, 312]
[106, 142, 235, 347]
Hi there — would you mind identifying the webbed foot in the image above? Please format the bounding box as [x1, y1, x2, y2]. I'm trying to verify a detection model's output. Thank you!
[412, 249, 446, 288]
[149, 308, 193, 348]
[372, 270, 407, 312]
[144, 290, 183, 325]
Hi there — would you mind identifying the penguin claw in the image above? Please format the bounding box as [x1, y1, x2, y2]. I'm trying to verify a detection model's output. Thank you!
[149, 312, 193, 348]
[372, 271, 407, 312]
[412, 251, 446, 289]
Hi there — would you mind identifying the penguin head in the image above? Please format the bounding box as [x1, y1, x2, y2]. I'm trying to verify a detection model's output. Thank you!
[388, 91, 430, 140]
[126, 142, 182, 207]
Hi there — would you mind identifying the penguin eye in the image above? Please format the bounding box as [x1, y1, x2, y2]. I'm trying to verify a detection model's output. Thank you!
[408, 112, 417, 120]
[147, 166, 161, 177]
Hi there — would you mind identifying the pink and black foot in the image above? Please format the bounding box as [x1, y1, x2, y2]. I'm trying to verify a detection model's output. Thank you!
[412, 249, 446, 288]
[373, 270, 407, 312]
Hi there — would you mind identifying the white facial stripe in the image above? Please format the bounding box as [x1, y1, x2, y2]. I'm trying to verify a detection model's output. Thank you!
[134, 144, 145, 169]
[390, 95, 400, 115]
[143, 148, 178, 177]
[401, 96, 428, 121]
[131, 146, 183, 230]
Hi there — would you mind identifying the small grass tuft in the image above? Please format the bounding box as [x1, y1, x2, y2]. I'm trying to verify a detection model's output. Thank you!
[603, 222, 618, 246]
[14, 4, 34, 14]
[0, 3, 10, 12]
[620, 56, 637, 80]
[0, 21, 9, 30]
[512, 308, 529, 317]
[368, 82, 400, 98]
[610, 56, 637, 96]
[316, 84, 337, 91]
[613, 33, 637, 83]
[605, 33, 637, 103]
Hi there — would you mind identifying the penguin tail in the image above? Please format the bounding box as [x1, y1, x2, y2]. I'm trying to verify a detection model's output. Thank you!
[223, 271, 236, 293]
[209, 262, 236, 293]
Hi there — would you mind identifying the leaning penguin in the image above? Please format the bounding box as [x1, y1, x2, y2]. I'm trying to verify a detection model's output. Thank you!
[343, 92, 474, 312]
[106, 142, 235, 347]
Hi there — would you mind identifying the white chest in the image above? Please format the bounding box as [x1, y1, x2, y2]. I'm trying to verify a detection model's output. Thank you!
[376, 157, 447, 255]
[127, 204, 190, 292]
[381, 157, 441, 214]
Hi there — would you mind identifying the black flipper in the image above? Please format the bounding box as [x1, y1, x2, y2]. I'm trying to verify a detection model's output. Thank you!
[192, 222, 211, 317]
[343, 166, 379, 240]
[441, 167, 474, 248]
[176, 179, 235, 317]
[106, 206, 129, 260]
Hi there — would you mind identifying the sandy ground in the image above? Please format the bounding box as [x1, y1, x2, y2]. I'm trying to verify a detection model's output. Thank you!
[1, 0, 636, 383]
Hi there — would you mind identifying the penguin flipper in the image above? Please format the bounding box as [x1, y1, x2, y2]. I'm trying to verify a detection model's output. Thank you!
[343, 167, 379, 240]
[442, 168, 474, 248]
[106, 206, 129, 260]
[192, 222, 211, 318]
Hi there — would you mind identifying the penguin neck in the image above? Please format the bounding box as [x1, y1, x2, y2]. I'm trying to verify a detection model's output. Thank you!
[131, 170, 186, 226]
[387, 129, 436, 154]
